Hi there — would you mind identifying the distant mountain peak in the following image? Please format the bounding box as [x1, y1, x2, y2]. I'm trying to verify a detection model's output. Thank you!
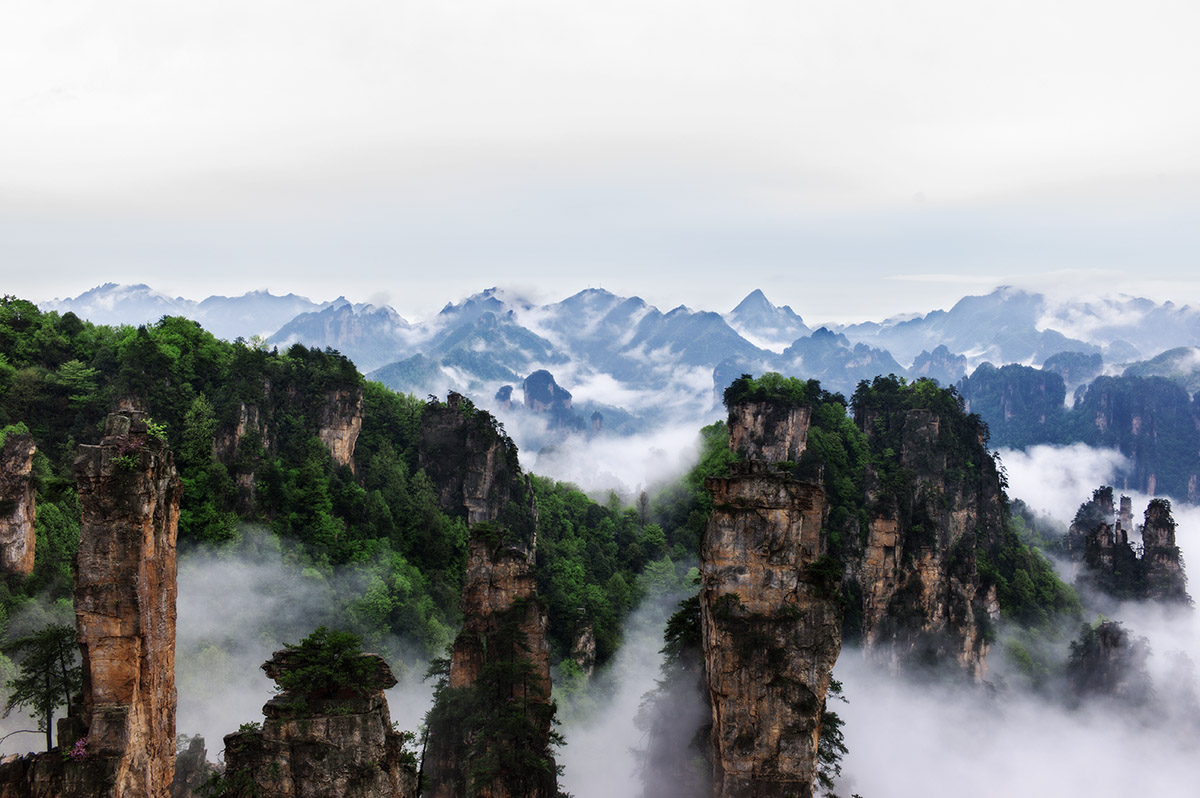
[731, 288, 771, 314]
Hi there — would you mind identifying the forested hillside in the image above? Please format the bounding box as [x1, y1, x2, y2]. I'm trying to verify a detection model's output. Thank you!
[0, 296, 691, 670]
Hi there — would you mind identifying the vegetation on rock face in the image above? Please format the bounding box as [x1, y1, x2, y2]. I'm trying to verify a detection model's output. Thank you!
[0, 296, 693, 679]
[959, 362, 1200, 499]
[422, 601, 566, 798]
[273, 626, 377, 700]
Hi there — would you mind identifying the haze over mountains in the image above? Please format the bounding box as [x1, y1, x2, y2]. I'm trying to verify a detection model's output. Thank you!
[45, 282, 1200, 496]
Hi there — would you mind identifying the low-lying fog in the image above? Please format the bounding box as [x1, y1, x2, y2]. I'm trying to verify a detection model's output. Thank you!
[170, 441, 1200, 797]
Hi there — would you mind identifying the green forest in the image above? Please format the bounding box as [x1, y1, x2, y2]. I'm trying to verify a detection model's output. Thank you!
[0, 296, 698, 680]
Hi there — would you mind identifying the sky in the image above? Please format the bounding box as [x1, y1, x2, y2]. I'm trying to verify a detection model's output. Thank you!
[3, 1, 1200, 324]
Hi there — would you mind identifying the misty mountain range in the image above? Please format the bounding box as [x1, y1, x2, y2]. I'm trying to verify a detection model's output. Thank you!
[46, 282, 1200, 401]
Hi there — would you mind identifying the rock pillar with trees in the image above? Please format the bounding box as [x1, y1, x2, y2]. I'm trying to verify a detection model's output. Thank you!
[419, 394, 560, 798]
[700, 398, 842, 798]
[72, 408, 181, 798]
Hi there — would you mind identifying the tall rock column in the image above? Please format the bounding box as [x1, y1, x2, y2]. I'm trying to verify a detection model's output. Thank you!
[0, 431, 36, 576]
[73, 409, 180, 798]
[1142, 499, 1189, 602]
[700, 402, 842, 798]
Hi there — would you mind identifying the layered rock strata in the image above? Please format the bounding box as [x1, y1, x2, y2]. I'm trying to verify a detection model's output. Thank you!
[700, 402, 841, 798]
[0, 431, 36, 576]
[220, 651, 416, 798]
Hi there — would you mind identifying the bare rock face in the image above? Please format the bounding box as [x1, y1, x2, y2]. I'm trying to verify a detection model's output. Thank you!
[0, 431, 36, 576]
[700, 401, 841, 798]
[726, 401, 810, 464]
[317, 388, 363, 469]
[419, 393, 535, 530]
[848, 407, 1004, 681]
[221, 651, 415, 798]
[73, 409, 181, 798]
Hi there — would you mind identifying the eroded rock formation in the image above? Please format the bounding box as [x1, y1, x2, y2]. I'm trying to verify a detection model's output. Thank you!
[0, 430, 36, 576]
[220, 650, 416, 798]
[0, 409, 180, 798]
[73, 409, 181, 798]
[420, 395, 558, 798]
[419, 392, 534, 529]
[1067, 487, 1190, 603]
[1066, 620, 1153, 707]
[700, 402, 841, 798]
[726, 400, 810, 463]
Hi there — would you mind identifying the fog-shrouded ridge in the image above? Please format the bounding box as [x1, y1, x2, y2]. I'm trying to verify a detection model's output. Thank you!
[175, 527, 434, 755]
[830, 443, 1200, 798]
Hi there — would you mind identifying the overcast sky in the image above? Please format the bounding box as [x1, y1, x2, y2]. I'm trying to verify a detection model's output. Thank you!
[3, 1, 1199, 323]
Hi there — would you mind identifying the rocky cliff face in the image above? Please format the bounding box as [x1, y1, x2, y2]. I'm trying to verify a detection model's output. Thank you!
[317, 387, 363, 469]
[220, 650, 416, 798]
[847, 405, 1004, 681]
[0, 410, 181, 798]
[700, 402, 841, 798]
[422, 528, 557, 798]
[73, 409, 181, 798]
[726, 400, 810, 463]
[0, 431, 36, 576]
[419, 393, 534, 529]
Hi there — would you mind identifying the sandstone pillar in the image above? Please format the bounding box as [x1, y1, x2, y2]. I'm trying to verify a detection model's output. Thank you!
[701, 401, 842, 798]
[73, 409, 180, 798]
[0, 431, 36, 576]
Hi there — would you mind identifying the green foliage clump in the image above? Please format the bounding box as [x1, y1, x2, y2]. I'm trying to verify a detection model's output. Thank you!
[723, 372, 822, 408]
[274, 626, 377, 700]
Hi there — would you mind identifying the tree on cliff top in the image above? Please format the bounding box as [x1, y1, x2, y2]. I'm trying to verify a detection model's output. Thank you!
[2, 623, 81, 752]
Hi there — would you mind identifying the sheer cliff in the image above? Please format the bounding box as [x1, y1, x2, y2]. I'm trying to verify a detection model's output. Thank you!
[701, 402, 842, 798]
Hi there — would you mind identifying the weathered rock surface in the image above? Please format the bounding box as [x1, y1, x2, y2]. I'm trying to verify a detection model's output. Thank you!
[726, 401, 810, 464]
[74, 409, 181, 798]
[422, 529, 557, 798]
[419, 393, 533, 528]
[0, 431, 36, 576]
[700, 401, 841, 798]
[220, 651, 415, 798]
[0, 409, 181, 798]
[317, 387, 363, 469]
